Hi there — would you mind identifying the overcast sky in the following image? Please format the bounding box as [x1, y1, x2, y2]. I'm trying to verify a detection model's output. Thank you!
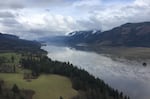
[0, 0, 150, 39]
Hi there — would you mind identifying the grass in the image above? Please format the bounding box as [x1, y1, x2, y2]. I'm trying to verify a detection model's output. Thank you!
[0, 73, 78, 99]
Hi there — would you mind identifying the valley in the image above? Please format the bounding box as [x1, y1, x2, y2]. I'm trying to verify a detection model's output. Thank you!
[0, 33, 127, 99]
[0, 0, 150, 99]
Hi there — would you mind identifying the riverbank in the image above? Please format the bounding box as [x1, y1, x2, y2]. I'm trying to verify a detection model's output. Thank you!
[69, 44, 150, 61]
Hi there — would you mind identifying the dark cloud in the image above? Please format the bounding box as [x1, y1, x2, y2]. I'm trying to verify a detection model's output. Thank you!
[0, 0, 24, 9]
[0, 0, 73, 9]
[0, 11, 19, 27]
[0, 12, 15, 18]
[28, 0, 68, 7]
[0, 18, 20, 27]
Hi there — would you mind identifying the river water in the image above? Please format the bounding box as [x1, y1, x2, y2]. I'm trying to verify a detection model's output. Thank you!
[42, 44, 150, 99]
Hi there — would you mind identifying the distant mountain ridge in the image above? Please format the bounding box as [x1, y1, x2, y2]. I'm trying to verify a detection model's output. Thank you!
[67, 22, 150, 47]
[0, 33, 19, 39]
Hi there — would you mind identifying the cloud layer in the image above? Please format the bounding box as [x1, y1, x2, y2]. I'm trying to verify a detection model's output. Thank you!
[0, 0, 150, 39]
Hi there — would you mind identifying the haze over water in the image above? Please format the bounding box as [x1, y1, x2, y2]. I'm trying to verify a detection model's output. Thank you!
[42, 44, 150, 99]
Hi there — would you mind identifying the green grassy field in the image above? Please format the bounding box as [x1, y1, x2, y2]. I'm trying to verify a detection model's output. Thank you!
[0, 73, 78, 99]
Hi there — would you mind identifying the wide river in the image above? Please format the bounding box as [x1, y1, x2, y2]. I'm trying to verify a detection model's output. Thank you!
[42, 44, 150, 99]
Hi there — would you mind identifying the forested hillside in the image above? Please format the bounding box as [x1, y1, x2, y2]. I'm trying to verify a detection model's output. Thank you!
[0, 33, 46, 54]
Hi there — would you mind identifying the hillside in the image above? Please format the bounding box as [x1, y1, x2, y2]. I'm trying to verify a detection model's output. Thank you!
[66, 22, 150, 47]
[0, 33, 46, 54]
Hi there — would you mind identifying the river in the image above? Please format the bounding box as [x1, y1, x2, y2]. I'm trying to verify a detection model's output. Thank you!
[42, 44, 150, 99]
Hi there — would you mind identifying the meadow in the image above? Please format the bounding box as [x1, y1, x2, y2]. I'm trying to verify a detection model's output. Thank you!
[0, 73, 78, 99]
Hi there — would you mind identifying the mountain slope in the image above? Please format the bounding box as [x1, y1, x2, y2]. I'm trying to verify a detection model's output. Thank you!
[96, 22, 150, 47]
[67, 22, 150, 47]
[67, 30, 102, 44]
[0, 33, 45, 53]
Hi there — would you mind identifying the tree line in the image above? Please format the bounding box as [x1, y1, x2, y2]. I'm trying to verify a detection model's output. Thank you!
[0, 80, 34, 99]
[21, 55, 130, 99]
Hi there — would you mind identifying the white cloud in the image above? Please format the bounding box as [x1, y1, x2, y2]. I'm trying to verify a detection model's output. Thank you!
[87, 0, 150, 30]
[18, 13, 76, 32]
[0, 0, 150, 39]
[134, 0, 150, 6]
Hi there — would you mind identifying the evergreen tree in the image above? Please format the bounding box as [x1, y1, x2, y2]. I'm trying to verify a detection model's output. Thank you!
[13, 65, 16, 72]
[11, 56, 15, 63]
[60, 96, 63, 99]
[12, 84, 20, 94]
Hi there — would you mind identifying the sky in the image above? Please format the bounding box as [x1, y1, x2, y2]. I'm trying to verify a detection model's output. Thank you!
[0, 0, 150, 39]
